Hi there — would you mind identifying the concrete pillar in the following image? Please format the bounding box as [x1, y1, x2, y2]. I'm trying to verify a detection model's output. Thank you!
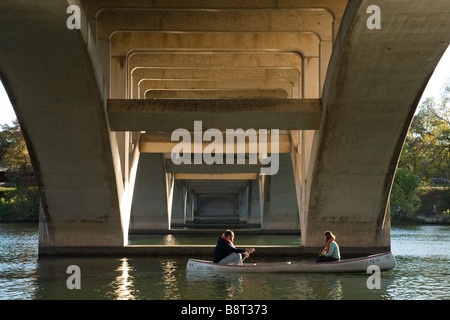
[185, 189, 194, 222]
[247, 179, 261, 226]
[238, 187, 249, 223]
[261, 154, 299, 231]
[0, 1, 128, 248]
[170, 180, 185, 226]
[129, 154, 169, 231]
[193, 193, 198, 219]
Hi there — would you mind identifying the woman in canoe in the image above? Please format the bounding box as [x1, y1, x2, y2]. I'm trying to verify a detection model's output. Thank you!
[316, 231, 341, 263]
[213, 230, 255, 265]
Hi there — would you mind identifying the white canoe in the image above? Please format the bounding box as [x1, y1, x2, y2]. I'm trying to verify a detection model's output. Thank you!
[186, 252, 396, 273]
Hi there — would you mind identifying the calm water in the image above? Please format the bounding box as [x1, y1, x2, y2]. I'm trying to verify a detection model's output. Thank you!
[0, 223, 448, 300]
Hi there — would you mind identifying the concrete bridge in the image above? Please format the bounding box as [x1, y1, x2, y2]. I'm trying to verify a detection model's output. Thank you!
[0, 0, 448, 254]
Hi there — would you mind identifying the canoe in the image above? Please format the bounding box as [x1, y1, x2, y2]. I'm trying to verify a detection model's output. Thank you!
[186, 252, 396, 273]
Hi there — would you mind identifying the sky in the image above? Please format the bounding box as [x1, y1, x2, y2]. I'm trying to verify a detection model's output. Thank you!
[0, 46, 449, 127]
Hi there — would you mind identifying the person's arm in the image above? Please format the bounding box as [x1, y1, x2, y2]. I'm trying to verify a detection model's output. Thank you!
[239, 248, 255, 259]
[232, 247, 255, 255]
[230, 246, 246, 254]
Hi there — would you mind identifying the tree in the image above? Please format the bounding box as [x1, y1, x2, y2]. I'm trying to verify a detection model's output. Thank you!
[0, 120, 38, 221]
[390, 79, 450, 218]
[1, 120, 31, 170]
[390, 167, 421, 218]
[408, 81, 450, 181]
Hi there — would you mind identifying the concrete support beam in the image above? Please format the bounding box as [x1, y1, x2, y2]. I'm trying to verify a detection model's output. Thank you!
[192, 189, 240, 195]
[140, 79, 293, 99]
[166, 162, 266, 174]
[130, 66, 300, 99]
[139, 132, 292, 154]
[108, 99, 322, 131]
[127, 52, 303, 75]
[123, 52, 307, 97]
[83, 0, 347, 45]
[174, 173, 258, 180]
[144, 89, 288, 99]
[184, 180, 250, 190]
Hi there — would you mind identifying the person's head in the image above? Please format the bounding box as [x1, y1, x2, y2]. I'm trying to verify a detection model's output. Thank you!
[324, 231, 335, 242]
[224, 230, 234, 241]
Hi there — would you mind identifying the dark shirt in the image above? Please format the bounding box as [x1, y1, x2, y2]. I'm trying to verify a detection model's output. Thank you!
[213, 236, 246, 263]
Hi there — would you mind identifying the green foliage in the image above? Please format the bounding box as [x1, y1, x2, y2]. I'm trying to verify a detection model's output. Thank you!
[407, 84, 450, 182]
[443, 209, 450, 219]
[391, 79, 450, 220]
[390, 167, 421, 218]
[416, 187, 450, 216]
[0, 186, 15, 195]
[1, 120, 32, 170]
[0, 120, 39, 221]
[0, 186, 39, 221]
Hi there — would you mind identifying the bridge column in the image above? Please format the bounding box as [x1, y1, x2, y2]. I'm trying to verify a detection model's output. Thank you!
[261, 154, 299, 231]
[0, 1, 129, 249]
[185, 189, 194, 222]
[170, 180, 186, 226]
[247, 180, 261, 226]
[129, 154, 170, 231]
[238, 187, 249, 223]
[302, 0, 450, 249]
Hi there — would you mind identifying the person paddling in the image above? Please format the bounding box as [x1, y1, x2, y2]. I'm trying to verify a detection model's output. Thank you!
[213, 230, 255, 265]
[316, 231, 341, 263]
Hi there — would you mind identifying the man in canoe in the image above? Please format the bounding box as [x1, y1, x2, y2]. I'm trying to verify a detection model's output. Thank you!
[213, 230, 255, 265]
[316, 231, 341, 263]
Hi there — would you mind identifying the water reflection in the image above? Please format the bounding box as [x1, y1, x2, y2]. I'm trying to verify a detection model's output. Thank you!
[107, 258, 137, 300]
[325, 278, 344, 300]
[186, 268, 398, 300]
[163, 234, 179, 245]
[186, 272, 244, 299]
[161, 260, 180, 299]
[385, 256, 449, 300]
[0, 223, 39, 300]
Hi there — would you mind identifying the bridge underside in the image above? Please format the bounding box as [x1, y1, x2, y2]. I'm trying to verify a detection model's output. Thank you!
[0, 0, 448, 253]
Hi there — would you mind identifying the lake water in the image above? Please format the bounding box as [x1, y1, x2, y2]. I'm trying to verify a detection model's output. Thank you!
[0, 223, 448, 300]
